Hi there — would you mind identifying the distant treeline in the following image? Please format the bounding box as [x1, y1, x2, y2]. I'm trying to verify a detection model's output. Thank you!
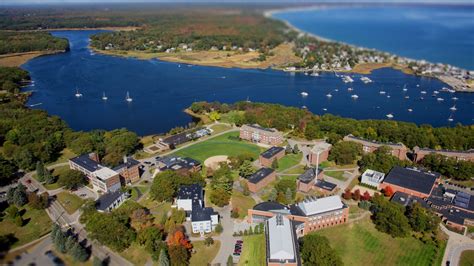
[189, 101, 474, 151]
[0, 31, 69, 55]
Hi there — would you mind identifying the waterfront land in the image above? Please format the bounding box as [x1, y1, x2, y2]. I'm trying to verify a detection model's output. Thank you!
[0, 51, 63, 67]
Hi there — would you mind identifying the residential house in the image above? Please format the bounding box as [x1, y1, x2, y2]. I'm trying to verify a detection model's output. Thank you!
[343, 134, 408, 160]
[260, 146, 285, 167]
[245, 168, 276, 193]
[360, 169, 385, 189]
[240, 124, 283, 145]
[380, 166, 440, 198]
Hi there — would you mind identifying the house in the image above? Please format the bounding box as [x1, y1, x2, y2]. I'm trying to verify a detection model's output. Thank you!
[260, 146, 285, 167]
[96, 190, 128, 212]
[308, 142, 332, 165]
[113, 156, 141, 184]
[412, 146, 474, 162]
[156, 156, 201, 173]
[176, 184, 219, 234]
[360, 169, 385, 189]
[247, 195, 349, 237]
[343, 134, 408, 160]
[380, 167, 440, 198]
[245, 168, 276, 193]
[296, 168, 324, 193]
[266, 214, 299, 266]
[240, 124, 283, 145]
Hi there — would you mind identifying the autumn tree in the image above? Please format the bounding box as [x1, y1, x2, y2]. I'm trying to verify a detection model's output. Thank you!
[342, 189, 352, 200]
[361, 191, 371, 201]
[352, 189, 361, 201]
[384, 186, 394, 197]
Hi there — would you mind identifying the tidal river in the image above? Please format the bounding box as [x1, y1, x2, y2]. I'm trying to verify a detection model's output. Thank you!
[23, 30, 474, 136]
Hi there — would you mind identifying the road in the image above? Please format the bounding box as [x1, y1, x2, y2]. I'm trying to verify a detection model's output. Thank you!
[441, 225, 474, 266]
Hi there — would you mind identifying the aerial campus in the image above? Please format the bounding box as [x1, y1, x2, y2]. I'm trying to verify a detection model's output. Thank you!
[0, 1, 474, 266]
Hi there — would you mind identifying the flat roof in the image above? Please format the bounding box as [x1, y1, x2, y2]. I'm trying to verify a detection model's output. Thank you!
[192, 206, 217, 222]
[267, 214, 297, 262]
[391, 191, 429, 208]
[297, 168, 322, 184]
[261, 146, 284, 159]
[314, 179, 337, 191]
[362, 169, 385, 182]
[177, 184, 203, 201]
[247, 168, 274, 184]
[70, 153, 100, 172]
[384, 167, 439, 196]
[310, 142, 332, 153]
[243, 124, 278, 133]
[93, 167, 118, 181]
[345, 134, 405, 147]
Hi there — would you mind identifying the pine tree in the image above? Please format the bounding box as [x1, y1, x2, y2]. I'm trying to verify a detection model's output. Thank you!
[158, 248, 170, 266]
[271, 159, 278, 169]
[65, 235, 75, 252]
[227, 255, 234, 266]
[269, 188, 277, 201]
[248, 226, 253, 235]
[92, 257, 104, 266]
[254, 225, 259, 234]
[70, 242, 89, 262]
[51, 223, 61, 244]
[36, 161, 45, 182]
[293, 144, 300, 154]
[55, 231, 67, 253]
[285, 188, 293, 204]
[285, 144, 293, 154]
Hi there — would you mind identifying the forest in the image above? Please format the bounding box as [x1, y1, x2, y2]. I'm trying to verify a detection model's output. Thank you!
[0, 31, 69, 55]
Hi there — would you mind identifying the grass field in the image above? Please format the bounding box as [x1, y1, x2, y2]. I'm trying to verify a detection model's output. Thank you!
[0, 205, 52, 248]
[210, 124, 232, 134]
[56, 191, 85, 214]
[276, 153, 302, 172]
[119, 242, 150, 266]
[284, 165, 306, 175]
[238, 235, 266, 266]
[130, 186, 148, 201]
[460, 250, 474, 266]
[315, 217, 445, 266]
[172, 131, 261, 163]
[279, 175, 299, 182]
[231, 190, 256, 220]
[324, 170, 347, 181]
[138, 196, 172, 221]
[190, 240, 221, 266]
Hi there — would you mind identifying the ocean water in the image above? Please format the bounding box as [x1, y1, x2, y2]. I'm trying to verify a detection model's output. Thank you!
[22, 30, 474, 136]
[273, 5, 474, 70]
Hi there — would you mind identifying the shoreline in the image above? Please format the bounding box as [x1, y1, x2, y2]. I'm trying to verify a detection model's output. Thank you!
[0, 50, 66, 67]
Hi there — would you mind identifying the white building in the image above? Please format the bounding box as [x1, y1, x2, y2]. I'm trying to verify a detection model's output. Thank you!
[266, 214, 299, 265]
[191, 206, 219, 235]
[96, 191, 128, 212]
[91, 167, 121, 192]
[361, 169, 385, 189]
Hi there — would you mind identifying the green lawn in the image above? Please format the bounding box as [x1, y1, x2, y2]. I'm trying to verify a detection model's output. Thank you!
[56, 191, 85, 214]
[138, 196, 172, 221]
[0, 205, 52, 248]
[231, 190, 256, 220]
[279, 175, 299, 182]
[190, 240, 221, 266]
[276, 153, 302, 172]
[119, 242, 150, 266]
[238, 235, 266, 266]
[324, 170, 347, 181]
[210, 124, 232, 134]
[172, 131, 261, 163]
[314, 217, 445, 266]
[284, 165, 306, 175]
[130, 186, 148, 201]
[460, 250, 474, 266]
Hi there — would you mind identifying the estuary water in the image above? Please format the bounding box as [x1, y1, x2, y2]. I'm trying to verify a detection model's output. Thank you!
[272, 5, 474, 70]
[23, 30, 474, 136]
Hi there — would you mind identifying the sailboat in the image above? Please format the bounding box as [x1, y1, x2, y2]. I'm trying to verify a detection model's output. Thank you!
[102, 92, 108, 101]
[326, 93, 332, 98]
[386, 113, 394, 119]
[351, 94, 359, 99]
[246, 96, 251, 103]
[402, 84, 408, 92]
[301, 92, 309, 97]
[125, 91, 133, 102]
[450, 105, 457, 111]
[75, 88, 83, 98]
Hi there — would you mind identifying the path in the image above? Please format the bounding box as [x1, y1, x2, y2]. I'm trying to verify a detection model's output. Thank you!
[441, 225, 474, 266]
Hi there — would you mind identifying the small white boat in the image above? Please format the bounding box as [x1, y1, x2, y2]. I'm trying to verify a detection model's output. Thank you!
[360, 76, 372, 84]
[326, 93, 332, 98]
[335, 89, 339, 92]
[379, 91, 386, 95]
[434, 91, 439, 94]
[452, 97, 458, 101]
[421, 91, 427, 94]
[301, 92, 309, 97]
[323, 108, 327, 111]
[408, 108, 413, 112]
[387, 95, 391, 98]
[304, 72, 309, 76]
[347, 87, 353, 91]
[386, 113, 394, 119]
[310, 72, 319, 77]
[416, 84, 420, 87]
[405, 96, 410, 99]
[351, 94, 359, 99]
[221, 76, 226, 79]
[126, 91, 133, 102]
[448, 118, 454, 122]
[102, 92, 108, 101]
[302, 105, 307, 109]
[441, 87, 450, 92]
[342, 76, 354, 83]
[450, 105, 457, 111]
[75, 88, 83, 98]
[437, 98, 444, 101]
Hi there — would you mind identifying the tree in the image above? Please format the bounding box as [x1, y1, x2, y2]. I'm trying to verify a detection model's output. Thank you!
[227, 255, 234, 266]
[239, 160, 255, 178]
[209, 111, 221, 122]
[210, 188, 231, 207]
[342, 189, 352, 200]
[285, 188, 293, 204]
[36, 161, 46, 182]
[285, 144, 293, 154]
[352, 189, 361, 201]
[370, 194, 411, 237]
[92, 257, 105, 266]
[300, 234, 343, 266]
[150, 171, 178, 202]
[384, 186, 394, 197]
[158, 248, 170, 266]
[137, 226, 164, 256]
[293, 144, 300, 154]
[58, 169, 87, 190]
[168, 245, 189, 266]
[7, 184, 27, 207]
[0, 156, 17, 186]
[231, 208, 240, 219]
[204, 236, 214, 246]
[328, 141, 362, 165]
[242, 182, 250, 196]
[361, 191, 371, 201]
[275, 179, 295, 203]
[70, 242, 89, 262]
[65, 235, 76, 252]
[215, 223, 223, 234]
[271, 159, 278, 169]
[406, 203, 440, 233]
[268, 188, 277, 201]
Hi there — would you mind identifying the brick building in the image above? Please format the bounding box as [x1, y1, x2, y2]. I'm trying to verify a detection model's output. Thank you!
[343, 134, 408, 160]
[308, 142, 332, 165]
[245, 168, 276, 193]
[412, 146, 474, 162]
[380, 166, 440, 198]
[259, 146, 285, 167]
[113, 156, 141, 184]
[296, 168, 324, 193]
[240, 124, 283, 145]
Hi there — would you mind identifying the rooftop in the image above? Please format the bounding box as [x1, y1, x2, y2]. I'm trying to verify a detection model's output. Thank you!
[113, 157, 140, 171]
[242, 124, 278, 133]
[384, 167, 439, 196]
[297, 168, 322, 184]
[314, 179, 337, 191]
[266, 214, 297, 263]
[344, 134, 405, 147]
[247, 168, 275, 184]
[253, 201, 287, 212]
[96, 190, 125, 211]
[261, 146, 284, 159]
[310, 142, 332, 154]
[93, 167, 119, 181]
[177, 184, 203, 201]
[391, 191, 429, 208]
[191, 206, 217, 222]
[413, 146, 474, 155]
[293, 195, 344, 217]
[362, 169, 385, 182]
[161, 132, 191, 146]
[70, 153, 100, 172]
[158, 156, 200, 171]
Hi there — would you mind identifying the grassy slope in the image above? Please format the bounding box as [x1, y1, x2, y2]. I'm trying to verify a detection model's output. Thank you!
[0, 205, 52, 248]
[315, 217, 444, 266]
[460, 250, 474, 266]
[56, 191, 85, 214]
[276, 153, 302, 172]
[172, 131, 261, 163]
[190, 240, 221, 266]
[231, 190, 256, 220]
[324, 170, 347, 181]
[238, 234, 266, 266]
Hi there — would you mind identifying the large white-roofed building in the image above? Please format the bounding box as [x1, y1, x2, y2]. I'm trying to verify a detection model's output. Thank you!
[266, 214, 299, 266]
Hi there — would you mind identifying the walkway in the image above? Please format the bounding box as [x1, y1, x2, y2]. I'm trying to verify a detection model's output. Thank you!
[441, 225, 474, 266]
